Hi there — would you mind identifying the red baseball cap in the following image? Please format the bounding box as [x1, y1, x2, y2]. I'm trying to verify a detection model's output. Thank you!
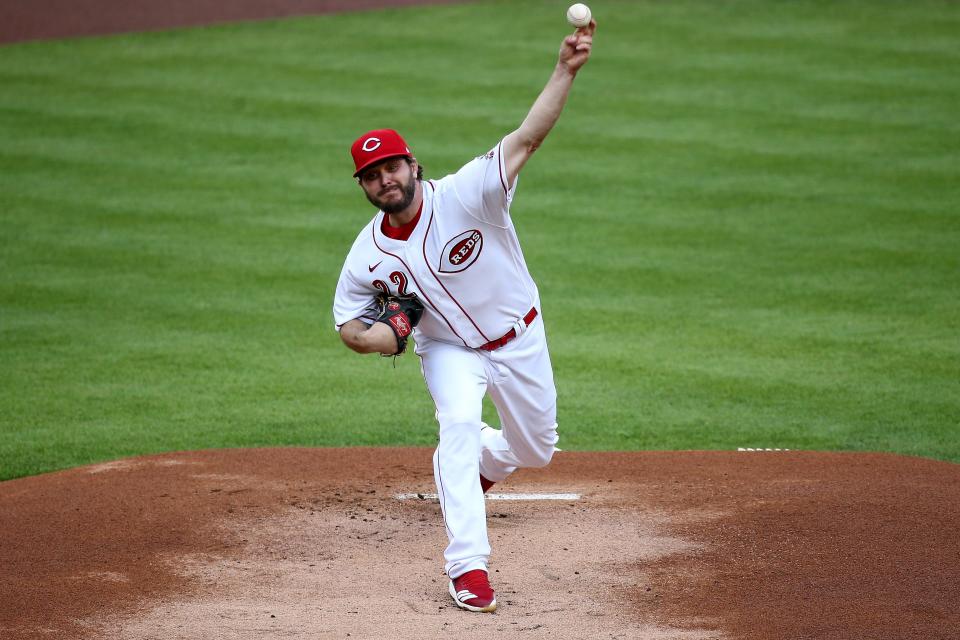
[350, 129, 413, 177]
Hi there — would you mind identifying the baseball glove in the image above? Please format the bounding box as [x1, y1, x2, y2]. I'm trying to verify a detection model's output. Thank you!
[374, 293, 425, 355]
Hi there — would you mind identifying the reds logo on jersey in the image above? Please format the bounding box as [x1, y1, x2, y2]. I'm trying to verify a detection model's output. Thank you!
[439, 229, 483, 273]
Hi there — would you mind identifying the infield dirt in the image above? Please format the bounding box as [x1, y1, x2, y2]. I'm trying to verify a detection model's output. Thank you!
[0, 0, 474, 44]
[2, 447, 958, 639]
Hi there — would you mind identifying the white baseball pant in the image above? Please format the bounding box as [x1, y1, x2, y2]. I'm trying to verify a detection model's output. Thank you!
[416, 317, 559, 578]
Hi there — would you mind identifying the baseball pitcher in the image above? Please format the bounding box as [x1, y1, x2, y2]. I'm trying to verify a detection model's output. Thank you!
[333, 18, 597, 613]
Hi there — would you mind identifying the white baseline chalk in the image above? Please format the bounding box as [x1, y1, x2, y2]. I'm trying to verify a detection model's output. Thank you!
[395, 492, 580, 501]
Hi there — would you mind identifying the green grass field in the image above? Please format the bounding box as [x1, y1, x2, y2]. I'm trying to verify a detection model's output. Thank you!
[1, 0, 958, 480]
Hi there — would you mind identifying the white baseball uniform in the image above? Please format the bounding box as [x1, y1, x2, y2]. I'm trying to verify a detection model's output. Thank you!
[334, 140, 559, 579]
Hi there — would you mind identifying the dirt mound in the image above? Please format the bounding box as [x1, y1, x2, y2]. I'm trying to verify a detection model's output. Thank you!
[0, 0, 472, 45]
[1, 448, 957, 639]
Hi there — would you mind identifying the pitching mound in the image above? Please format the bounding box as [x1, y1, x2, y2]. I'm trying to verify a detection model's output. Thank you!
[1, 448, 958, 639]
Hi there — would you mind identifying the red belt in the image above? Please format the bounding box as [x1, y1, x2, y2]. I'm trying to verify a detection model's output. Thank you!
[479, 307, 538, 351]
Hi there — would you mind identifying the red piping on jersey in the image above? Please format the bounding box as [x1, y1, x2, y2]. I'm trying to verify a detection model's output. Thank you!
[380, 200, 422, 240]
[434, 436, 455, 541]
[497, 140, 509, 199]
[419, 352, 455, 541]
[422, 182, 491, 342]
[371, 185, 469, 348]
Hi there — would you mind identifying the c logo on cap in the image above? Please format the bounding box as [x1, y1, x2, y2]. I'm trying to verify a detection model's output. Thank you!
[362, 137, 382, 152]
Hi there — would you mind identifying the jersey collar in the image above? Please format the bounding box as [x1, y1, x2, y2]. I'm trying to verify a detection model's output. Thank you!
[379, 190, 425, 241]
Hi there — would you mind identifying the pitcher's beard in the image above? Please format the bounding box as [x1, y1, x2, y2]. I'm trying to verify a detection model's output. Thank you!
[368, 179, 417, 214]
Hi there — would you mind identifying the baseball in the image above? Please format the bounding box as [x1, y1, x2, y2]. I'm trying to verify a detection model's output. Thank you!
[566, 3, 591, 28]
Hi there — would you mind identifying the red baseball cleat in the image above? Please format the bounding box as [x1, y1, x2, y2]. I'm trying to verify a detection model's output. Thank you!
[449, 569, 497, 612]
[480, 474, 495, 494]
